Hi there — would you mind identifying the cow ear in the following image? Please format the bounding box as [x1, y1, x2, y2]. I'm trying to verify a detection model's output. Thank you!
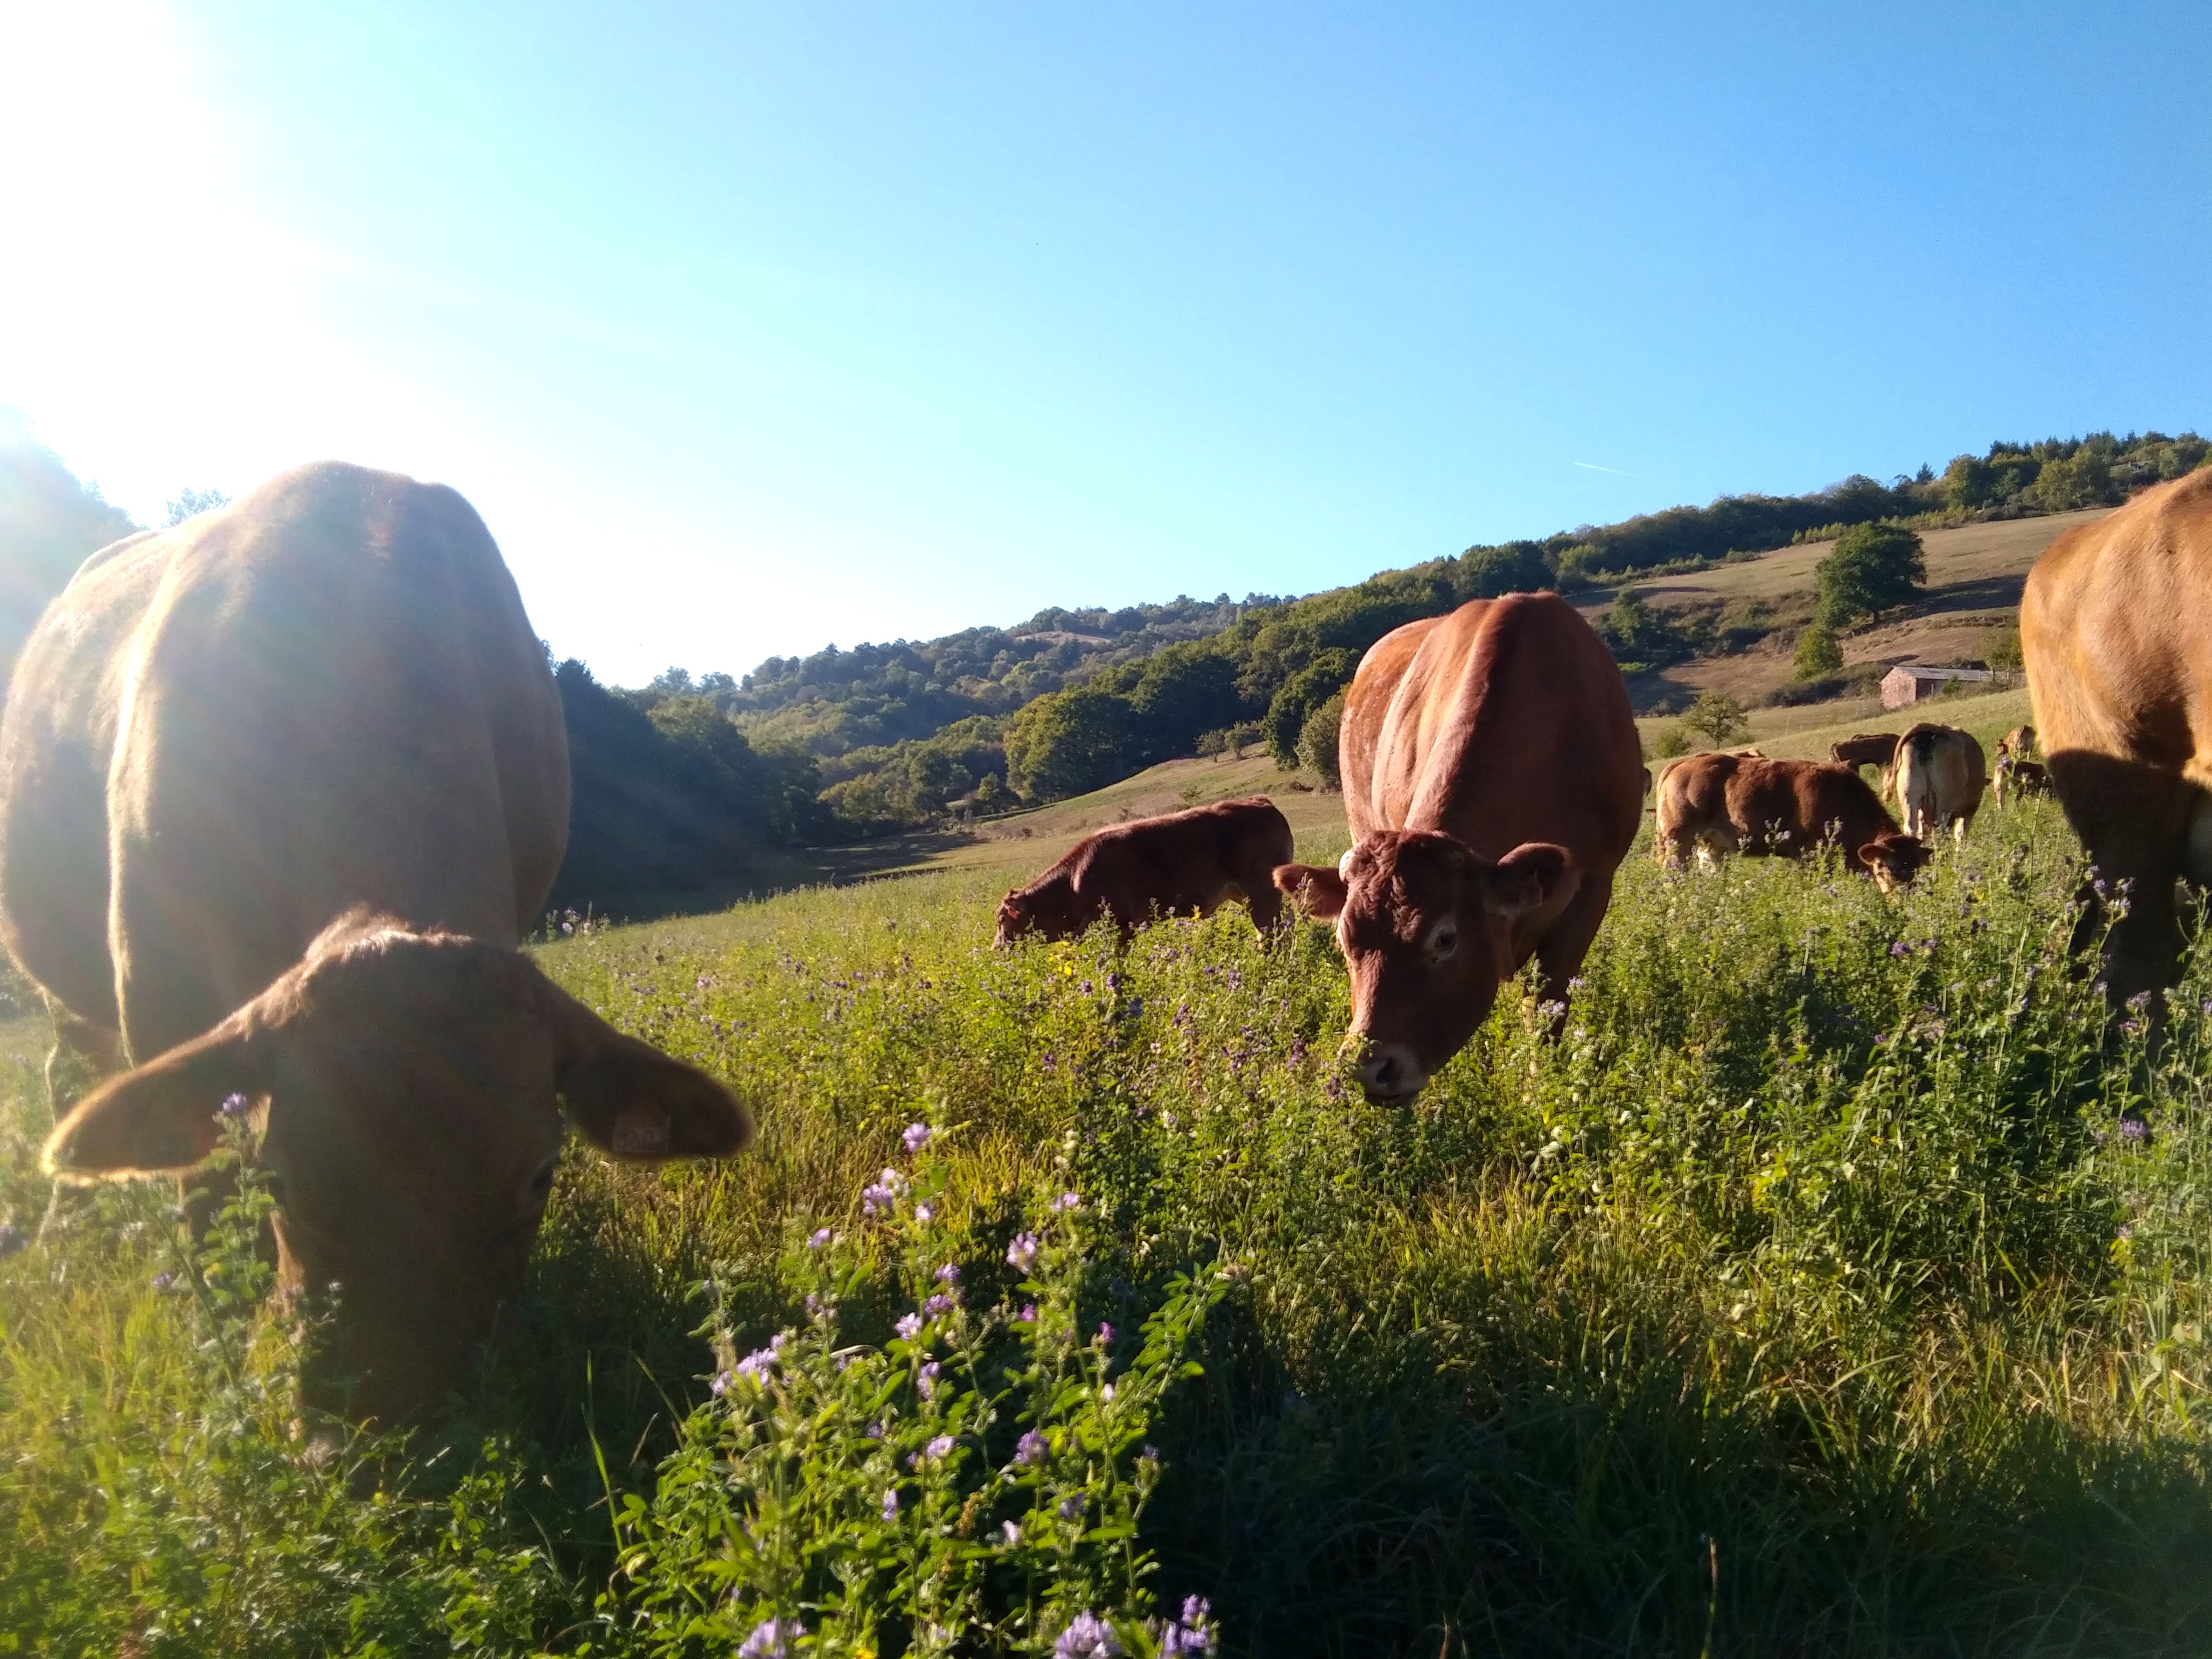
[1479, 842, 1577, 919]
[44, 1021, 259, 1179]
[1275, 862, 1349, 919]
[541, 977, 753, 1161]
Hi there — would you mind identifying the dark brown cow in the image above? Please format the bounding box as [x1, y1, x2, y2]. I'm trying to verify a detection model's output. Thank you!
[1271, 593, 1642, 1102]
[994, 796, 1294, 945]
[1654, 752, 1929, 889]
[2022, 468, 2212, 1003]
[1992, 755, 2049, 806]
[5, 463, 750, 1426]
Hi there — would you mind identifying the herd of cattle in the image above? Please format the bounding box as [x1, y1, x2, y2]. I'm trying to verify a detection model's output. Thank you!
[1, 458, 2206, 1429]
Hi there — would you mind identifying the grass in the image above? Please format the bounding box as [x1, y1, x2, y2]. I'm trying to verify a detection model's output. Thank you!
[2, 782, 2209, 1655]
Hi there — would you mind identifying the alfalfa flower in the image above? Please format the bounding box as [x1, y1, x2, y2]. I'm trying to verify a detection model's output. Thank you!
[903, 1122, 932, 1153]
[1006, 1232, 1040, 1272]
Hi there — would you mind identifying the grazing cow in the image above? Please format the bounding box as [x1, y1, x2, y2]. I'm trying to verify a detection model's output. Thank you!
[4, 463, 750, 1426]
[1830, 732, 1899, 773]
[1998, 725, 2038, 761]
[993, 796, 1294, 945]
[1270, 594, 1642, 1103]
[1992, 755, 2049, 807]
[1654, 753, 1930, 890]
[2021, 468, 2212, 1004]
[1892, 723, 1987, 845]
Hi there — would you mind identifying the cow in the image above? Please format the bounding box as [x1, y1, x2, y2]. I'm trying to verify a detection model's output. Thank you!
[1992, 754, 2049, 806]
[1998, 725, 2038, 761]
[993, 795, 1294, 946]
[1892, 723, 1987, 845]
[2021, 467, 2212, 1006]
[1654, 752, 1930, 890]
[1270, 593, 1642, 1103]
[3, 462, 751, 1427]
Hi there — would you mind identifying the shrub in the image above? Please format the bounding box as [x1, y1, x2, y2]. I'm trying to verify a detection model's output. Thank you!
[1792, 622, 1843, 680]
[1653, 724, 1691, 758]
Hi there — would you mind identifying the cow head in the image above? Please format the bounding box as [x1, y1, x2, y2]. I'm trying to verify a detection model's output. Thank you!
[1275, 832, 1578, 1103]
[993, 889, 1035, 948]
[1856, 831, 1932, 892]
[43, 911, 751, 1428]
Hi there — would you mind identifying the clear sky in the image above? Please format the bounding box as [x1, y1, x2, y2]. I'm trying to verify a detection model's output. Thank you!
[3, 2, 2207, 685]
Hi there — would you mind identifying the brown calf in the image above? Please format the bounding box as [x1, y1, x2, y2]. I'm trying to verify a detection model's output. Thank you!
[994, 796, 1295, 945]
[1654, 753, 1929, 890]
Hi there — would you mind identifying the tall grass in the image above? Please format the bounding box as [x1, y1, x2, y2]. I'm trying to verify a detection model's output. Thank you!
[2, 798, 2207, 1655]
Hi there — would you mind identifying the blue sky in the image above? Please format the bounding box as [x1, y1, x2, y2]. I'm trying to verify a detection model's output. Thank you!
[3, 2, 2207, 684]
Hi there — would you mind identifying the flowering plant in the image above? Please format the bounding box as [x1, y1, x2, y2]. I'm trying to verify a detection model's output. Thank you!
[609, 1120, 1227, 1656]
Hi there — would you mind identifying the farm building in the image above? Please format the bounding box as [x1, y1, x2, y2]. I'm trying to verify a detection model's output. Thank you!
[1880, 664, 1995, 709]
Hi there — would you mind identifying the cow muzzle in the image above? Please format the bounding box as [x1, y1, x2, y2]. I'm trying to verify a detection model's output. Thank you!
[1354, 1041, 1427, 1103]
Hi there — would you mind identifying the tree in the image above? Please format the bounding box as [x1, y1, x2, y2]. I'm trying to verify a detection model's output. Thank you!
[1296, 690, 1345, 788]
[1003, 685, 1142, 802]
[1814, 523, 1925, 630]
[1681, 691, 1749, 746]
[2, 432, 138, 678]
[1983, 622, 2024, 674]
[1792, 622, 1842, 680]
[1264, 650, 1358, 767]
[164, 487, 229, 526]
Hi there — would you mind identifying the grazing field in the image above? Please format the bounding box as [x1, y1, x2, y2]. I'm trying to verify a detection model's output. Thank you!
[3, 755, 2211, 1655]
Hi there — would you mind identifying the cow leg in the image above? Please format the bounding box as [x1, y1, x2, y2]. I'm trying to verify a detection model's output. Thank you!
[44, 1003, 121, 1122]
[2050, 755, 2197, 1007]
[1242, 873, 1286, 935]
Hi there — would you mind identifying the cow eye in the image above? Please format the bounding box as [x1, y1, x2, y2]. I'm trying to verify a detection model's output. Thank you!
[1430, 926, 1458, 958]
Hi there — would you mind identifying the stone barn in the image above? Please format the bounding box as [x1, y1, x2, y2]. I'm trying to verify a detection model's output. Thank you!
[1881, 664, 1994, 710]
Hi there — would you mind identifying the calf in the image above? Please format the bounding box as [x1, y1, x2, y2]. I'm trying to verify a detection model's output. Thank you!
[1830, 731, 1900, 797]
[994, 796, 1294, 945]
[1997, 724, 2038, 761]
[1893, 723, 1987, 845]
[1654, 753, 1929, 890]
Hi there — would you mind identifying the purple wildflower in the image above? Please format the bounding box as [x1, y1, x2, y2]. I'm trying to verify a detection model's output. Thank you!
[935, 1262, 961, 1285]
[803, 1292, 827, 1321]
[1017, 1303, 1039, 1322]
[2119, 1117, 2150, 1143]
[150, 1271, 174, 1291]
[924, 1293, 954, 1318]
[1007, 1233, 1040, 1272]
[895, 1312, 924, 1341]
[1888, 941, 1910, 958]
[1055, 1613, 1120, 1658]
[1051, 1191, 1082, 1213]
[903, 1122, 932, 1153]
[914, 1202, 936, 1224]
[1095, 1321, 1115, 1345]
[738, 1619, 802, 1658]
[710, 1370, 733, 1396]
[734, 1341, 780, 1381]
[861, 1182, 896, 1217]
[918, 1361, 941, 1398]
[925, 1433, 955, 1461]
[1182, 1596, 1211, 1626]
[1059, 1493, 1085, 1520]
[808, 1227, 833, 1250]
[1001, 1519, 1021, 1545]
[1078, 979, 1092, 995]
[1015, 1429, 1048, 1465]
[882, 1487, 900, 1519]
[1158, 1620, 1213, 1656]
[219, 1092, 251, 1118]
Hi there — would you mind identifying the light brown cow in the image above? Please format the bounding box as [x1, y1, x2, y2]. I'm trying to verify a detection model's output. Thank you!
[1892, 722, 1987, 845]
[4, 462, 750, 1426]
[1998, 725, 2038, 761]
[1271, 593, 1642, 1102]
[2022, 467, 2212, 1003]
[1654, 752, 1929, 889]
[994, 796, 1293, 945]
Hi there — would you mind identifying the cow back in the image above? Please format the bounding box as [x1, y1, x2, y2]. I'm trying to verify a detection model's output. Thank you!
[0, 462, 570, 1061]
[1343, 593, 1643, 870]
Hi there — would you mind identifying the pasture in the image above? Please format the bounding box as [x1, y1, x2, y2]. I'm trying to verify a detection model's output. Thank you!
[2, 712, 2209, 1655]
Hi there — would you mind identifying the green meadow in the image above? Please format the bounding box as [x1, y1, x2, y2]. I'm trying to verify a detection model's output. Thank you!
[2, 697, 2208, 1656]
